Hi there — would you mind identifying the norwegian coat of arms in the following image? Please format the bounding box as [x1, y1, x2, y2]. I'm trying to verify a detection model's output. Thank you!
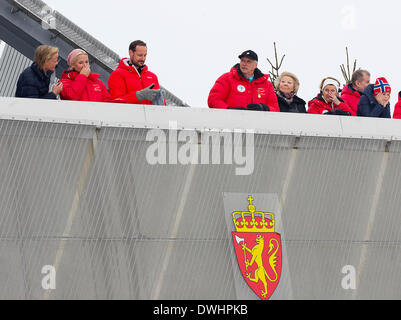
[232, 196, 282, 300]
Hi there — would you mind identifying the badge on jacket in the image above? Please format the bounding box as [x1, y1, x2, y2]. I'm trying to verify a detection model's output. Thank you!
[237, 85, 246, 93]
[257, 88, 265, 99]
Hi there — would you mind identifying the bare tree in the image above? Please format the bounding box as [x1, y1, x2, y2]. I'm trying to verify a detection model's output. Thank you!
[340, 47, 358, 85]
[266, 42, 285, 90]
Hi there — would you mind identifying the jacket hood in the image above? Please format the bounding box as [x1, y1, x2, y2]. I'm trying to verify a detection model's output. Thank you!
[117, 58, 148, 74]
[231, 64, 268, 83]
[61, 69, 100, 81]
[363, 84, 376, 103]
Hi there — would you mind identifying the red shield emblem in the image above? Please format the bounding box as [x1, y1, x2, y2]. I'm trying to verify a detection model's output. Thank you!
[232, 196, 282, 300]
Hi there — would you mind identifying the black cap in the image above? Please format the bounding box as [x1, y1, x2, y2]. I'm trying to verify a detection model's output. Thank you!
[238, 50, 258, 61]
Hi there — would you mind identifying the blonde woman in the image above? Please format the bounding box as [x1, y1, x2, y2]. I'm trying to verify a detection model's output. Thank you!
[60, 49, 123, 103]
[16, 45, 63, 99]
[274, 72, 306, 113]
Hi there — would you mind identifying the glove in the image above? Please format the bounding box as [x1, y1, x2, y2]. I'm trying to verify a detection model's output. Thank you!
[152, 90, 165, 106]
[136, 84, 161, 102]
[246, 103, 270, 111]
[333, 109, 351, 116]
[323, 109, 351, 116]
[228, 107, 248, 110]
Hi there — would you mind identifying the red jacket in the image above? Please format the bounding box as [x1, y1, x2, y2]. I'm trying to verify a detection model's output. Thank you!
[208, 64, 279, 111]
[108, 58, 161, 105]
[60, 70, 122, 103]
[340, 84, 360, 116]
[308, 94, 353, 115]
[393, 92, 401, 119]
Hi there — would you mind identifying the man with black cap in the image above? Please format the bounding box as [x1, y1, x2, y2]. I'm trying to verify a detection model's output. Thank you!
[208, 50, 279, 112]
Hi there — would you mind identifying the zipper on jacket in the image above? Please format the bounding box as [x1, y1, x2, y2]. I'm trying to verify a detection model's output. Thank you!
[133, 66, 141, 79]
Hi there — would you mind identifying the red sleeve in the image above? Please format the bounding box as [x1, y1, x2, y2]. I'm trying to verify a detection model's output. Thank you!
[308, 99, 322, 114]
[394, 102, 401, 119]
[108, 70, 141, 104]
[340, 94, 357, 116]
[98, 80, 125, 103]
[208, 74, 231, 109]
[265, 82, 280, 112]
[60, 74, 87, 101]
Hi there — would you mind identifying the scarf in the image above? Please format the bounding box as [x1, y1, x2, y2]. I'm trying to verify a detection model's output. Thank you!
[279, 91, 295, 104]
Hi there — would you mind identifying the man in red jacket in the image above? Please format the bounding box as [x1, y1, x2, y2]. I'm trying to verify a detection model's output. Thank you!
[208, 50, 279, 112]
[340, 69, 371, 116]
[108, 40, 163, 105]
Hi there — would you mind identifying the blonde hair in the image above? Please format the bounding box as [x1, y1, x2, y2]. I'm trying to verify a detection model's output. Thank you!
[34, 45, 59, 69]
[275, 72, 300, 94]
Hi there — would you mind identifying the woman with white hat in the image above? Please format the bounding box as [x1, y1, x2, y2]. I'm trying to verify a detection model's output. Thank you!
[307, 77, 353, 115]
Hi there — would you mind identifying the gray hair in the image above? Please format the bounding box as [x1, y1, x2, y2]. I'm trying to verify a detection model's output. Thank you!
[351, 70, 370, 86]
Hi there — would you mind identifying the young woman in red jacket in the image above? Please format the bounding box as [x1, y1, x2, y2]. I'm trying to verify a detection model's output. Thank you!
[60, 49, 124, 103]
[308, 77, 353, 116]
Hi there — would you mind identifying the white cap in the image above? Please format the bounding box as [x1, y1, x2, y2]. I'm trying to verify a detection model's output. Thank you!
[322, 78, 340, 92]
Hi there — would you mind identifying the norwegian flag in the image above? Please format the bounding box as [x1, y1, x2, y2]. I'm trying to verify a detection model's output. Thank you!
[374, 77, 391, 95]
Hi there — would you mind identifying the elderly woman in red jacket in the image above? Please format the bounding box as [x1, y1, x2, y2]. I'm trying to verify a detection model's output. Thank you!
[60, 49, 124, 103]
[308, 77, 353, 116]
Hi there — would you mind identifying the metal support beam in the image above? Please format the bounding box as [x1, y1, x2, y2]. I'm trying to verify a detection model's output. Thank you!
[0, 0, 113, 85]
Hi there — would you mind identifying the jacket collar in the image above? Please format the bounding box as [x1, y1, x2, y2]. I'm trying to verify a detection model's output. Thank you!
[316, 93, 345, 104]
[343, 83, 362, 96]
[31, 63, 52, 80]
[61, 69, 100, 81]
[231, 64, 267, 82]
[277, 92, 305, 104]
[119, 58, 148, 75]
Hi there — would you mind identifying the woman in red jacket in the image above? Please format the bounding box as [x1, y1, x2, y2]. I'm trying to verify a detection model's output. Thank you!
[308, 77, 353, 116]
[60, 49, 124, 103]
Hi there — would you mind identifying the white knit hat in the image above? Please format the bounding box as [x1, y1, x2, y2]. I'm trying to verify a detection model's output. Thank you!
[321, 78, 340, 92]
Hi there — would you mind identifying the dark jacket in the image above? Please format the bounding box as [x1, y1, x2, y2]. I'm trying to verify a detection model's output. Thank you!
[357, 84, 391, 118]
[276, 92, 306, 113]
[15, 63, 57, 99]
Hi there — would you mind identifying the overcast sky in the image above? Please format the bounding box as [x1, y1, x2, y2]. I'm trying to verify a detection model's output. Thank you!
[44, 0, 401, 110]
